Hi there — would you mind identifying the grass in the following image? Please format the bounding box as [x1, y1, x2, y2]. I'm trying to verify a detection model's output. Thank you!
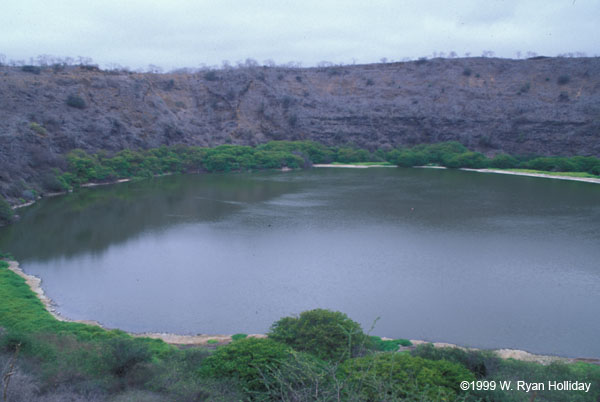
[503, 169, 600, 179]
[206, 339, 219, 344]
[0, 260, 171, 354]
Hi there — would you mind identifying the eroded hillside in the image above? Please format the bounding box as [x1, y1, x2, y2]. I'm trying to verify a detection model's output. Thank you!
[1, 57, 599, 197]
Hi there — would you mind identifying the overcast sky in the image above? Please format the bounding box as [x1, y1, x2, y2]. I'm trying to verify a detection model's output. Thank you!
[1, 0, 598, 70]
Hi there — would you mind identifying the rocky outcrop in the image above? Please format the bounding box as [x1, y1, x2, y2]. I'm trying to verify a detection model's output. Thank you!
[1, 57, 599, 198]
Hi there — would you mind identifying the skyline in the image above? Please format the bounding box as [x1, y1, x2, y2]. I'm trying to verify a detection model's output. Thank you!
[1, 0, 598, 71]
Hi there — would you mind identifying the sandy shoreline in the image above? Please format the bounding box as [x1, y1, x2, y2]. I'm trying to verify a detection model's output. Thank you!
[313, 164, 395, 169]
[461, 168, 600, 184]
[316, 164, 600, 184]
[4, 260, 597, 364]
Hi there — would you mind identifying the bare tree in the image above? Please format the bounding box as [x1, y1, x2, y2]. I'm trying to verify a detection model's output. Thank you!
[147, 64, 163, 74]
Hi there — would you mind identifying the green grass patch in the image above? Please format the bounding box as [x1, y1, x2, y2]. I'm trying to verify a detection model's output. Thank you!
[0, 260, 172, 355]
[206, 339, 219, 344]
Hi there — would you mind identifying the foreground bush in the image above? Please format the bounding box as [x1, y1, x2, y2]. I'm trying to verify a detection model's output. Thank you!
[339, 353, 475, 401]
[411, 343, 497, 378]
[200, 337, 291, 393]
[269, 309, 369, 362]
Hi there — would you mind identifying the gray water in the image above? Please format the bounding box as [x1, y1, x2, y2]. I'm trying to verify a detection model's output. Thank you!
[1, 168, 599, 358]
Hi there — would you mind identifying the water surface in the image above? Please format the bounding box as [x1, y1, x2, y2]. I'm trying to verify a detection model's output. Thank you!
[1, 168, 599, 357]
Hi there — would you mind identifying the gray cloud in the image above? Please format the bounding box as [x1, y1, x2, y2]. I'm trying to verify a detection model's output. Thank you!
[0, 0, 597, 70]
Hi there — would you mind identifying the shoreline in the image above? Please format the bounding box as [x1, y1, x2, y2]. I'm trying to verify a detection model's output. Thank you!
[8, 164, 598, 212]
[4, 260, 598, 364]
[315, 164, 600, 184]
[313, 164, 395, 169]
[460, 168, 600, 184]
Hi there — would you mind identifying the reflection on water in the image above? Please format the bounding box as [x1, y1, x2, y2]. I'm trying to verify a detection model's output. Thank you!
[1, 168, 599, 357]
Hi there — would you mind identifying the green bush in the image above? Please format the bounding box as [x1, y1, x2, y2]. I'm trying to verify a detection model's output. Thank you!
[231, 333, 247, 341]
[100, 337, 153, 378]
[490, 153, 519, 169]
[66, 95, 86, 109]
[411, 343, 497, 379]
[368, 336, 412, 351]
[200, 337, 291, 393]
[268, 309, 369, 361]
[29, 122, 48, 136]
[257, 351, 339, 401]
[0, 196, 14, 225]
[339, 352, 475, 401]
[445, 151, 489, 169]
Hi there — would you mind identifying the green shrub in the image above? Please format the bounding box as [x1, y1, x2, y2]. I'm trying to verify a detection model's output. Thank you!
[411, 343, 497, 379]
[490, 153, 519, 169]
[368, 336, 412, 351]
[101, 337, 152, 378]
[66, 95, 86, 109]
[257, 351, 339, 401]
[231, 333, 247, 341]
[0, 196, 14, 225]
[445, 151, 489, 169]
[268, 309, 369, 361]
[200, 337, 291, 393]
[29, 122, 48, 135]
[339, 352, 475, 401]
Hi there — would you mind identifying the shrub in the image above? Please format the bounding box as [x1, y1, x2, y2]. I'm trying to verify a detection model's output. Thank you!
[231, 334, 248, 341]
[29, 122, 47, 136]
[200, 338, 291, 393]
[519, 82, 530, 94]
[368, 336, 412, 351]
[490, 154, 518, 169]
[203, 71, 218, 81]
[257, 351, 339, 401]
[462, 68, 472, 76]
[0, 196, 14, 225]
[339, 352, 475, 400]
[445, 151, 489, 169]
[411, 343, 497, 378]
[100, 337, 152, 378]
[557, 75, 570, 85]
[268, 309, 369, 361]
[21, 65, 41, 74]
[66, 95, 86, 109]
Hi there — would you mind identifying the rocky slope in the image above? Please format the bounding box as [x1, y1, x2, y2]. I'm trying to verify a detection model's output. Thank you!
[1, 57, 599, 198]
